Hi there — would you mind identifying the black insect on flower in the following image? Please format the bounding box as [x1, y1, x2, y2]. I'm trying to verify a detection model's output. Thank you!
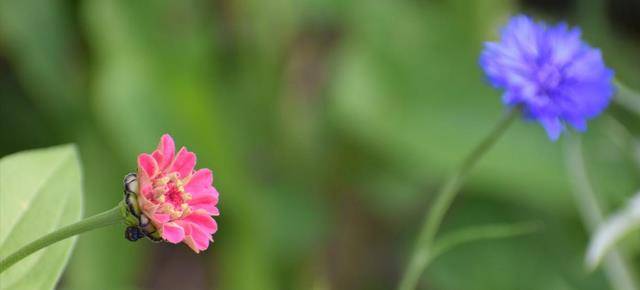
[125, 226, 146, 241]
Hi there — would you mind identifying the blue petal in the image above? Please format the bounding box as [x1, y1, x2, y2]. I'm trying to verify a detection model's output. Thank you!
[539, 117, 563, 141]
[565, 116, 587, 132]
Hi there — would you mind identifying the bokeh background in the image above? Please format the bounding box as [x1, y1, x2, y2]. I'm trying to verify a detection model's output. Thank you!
[1, 0, 640, 289]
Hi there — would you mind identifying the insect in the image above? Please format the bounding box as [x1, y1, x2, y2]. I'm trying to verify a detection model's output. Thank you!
[125, 226, 146, 241]
[123, 173, 162, 242]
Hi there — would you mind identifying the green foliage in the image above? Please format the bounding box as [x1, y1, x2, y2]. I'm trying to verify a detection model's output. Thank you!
[330, 0, 570, 214]
[586, 192, 640, 272]
[0, 145, 82, 290]
[431, 221, 541, 262]
[615, 81, 640, 116]
[581, 84, 640, 273]
[563, 81, 640, 289]
[0, 0, 639, 289]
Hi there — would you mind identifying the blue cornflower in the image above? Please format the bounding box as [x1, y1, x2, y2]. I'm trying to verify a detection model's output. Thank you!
[480, 15, 614, 140]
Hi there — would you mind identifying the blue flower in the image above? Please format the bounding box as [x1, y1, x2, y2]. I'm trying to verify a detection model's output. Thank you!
[480, 15, 614, 140]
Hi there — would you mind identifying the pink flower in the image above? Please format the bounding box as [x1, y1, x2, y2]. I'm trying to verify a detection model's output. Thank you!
[136, 134, 219, 253]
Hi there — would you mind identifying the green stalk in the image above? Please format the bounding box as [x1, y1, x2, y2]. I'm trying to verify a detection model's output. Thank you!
[0, 204, 125, 273]
[397, 109, 519, 290]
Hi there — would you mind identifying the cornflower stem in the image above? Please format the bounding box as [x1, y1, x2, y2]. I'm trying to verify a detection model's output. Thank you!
[397, 109, 520, 290]
[0, 203, 125, 273]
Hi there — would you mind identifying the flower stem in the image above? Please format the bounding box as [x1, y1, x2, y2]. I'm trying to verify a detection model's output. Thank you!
[396, 109, 519, 290]
[0, 203, 125, 273]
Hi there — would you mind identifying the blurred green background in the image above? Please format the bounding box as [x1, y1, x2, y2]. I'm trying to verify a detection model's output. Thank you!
[1, 0, 639, 289]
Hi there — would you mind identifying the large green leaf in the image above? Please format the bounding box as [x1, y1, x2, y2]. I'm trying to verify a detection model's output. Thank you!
[0, 145, 83, 290]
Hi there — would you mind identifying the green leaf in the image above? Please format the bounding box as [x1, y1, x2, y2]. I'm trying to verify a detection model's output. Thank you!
[586, 192, 640, 271]
[0, 145, 83, 290]
[431, 221, 541, 263]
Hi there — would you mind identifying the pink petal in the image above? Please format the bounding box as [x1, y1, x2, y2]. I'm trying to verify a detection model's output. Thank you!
[171, 147, 196, 178]
[209, 186, 219, 200]
[184, 169, 213, 195]
[139, 182, 153, 198]
[152, 134, 176, 170]
[151, 151, 163, 172]
[188, 195, 219, 216]
[137, 154, 159, 178]
[175, 222, 202, 253]
[187, 222, 213, 251]
[153, 213, 171, 224]
[188, 185, 218, 200]
[162, 222, 185, 243]
[183, 236, 201, 253]
[185, 213, 218, 233]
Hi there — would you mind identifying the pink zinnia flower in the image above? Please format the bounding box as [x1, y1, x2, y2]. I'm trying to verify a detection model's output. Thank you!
[136, 134, 219, 253]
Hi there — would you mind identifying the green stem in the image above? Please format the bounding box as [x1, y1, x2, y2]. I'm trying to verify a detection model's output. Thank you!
[0, 203, 125, 273]
[397, 109, 519, 290]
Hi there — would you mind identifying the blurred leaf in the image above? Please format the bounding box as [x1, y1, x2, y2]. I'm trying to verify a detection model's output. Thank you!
[426, 197, 609, 290]
[0, 0, 84, 124]
[431, 221, 541, 262]
[579, 119, 639, 216]
[0, 145, 83, 290]
[586, 192, 640, 271]
[565, 134, 639, 290]
[615, 81, 640, 116]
